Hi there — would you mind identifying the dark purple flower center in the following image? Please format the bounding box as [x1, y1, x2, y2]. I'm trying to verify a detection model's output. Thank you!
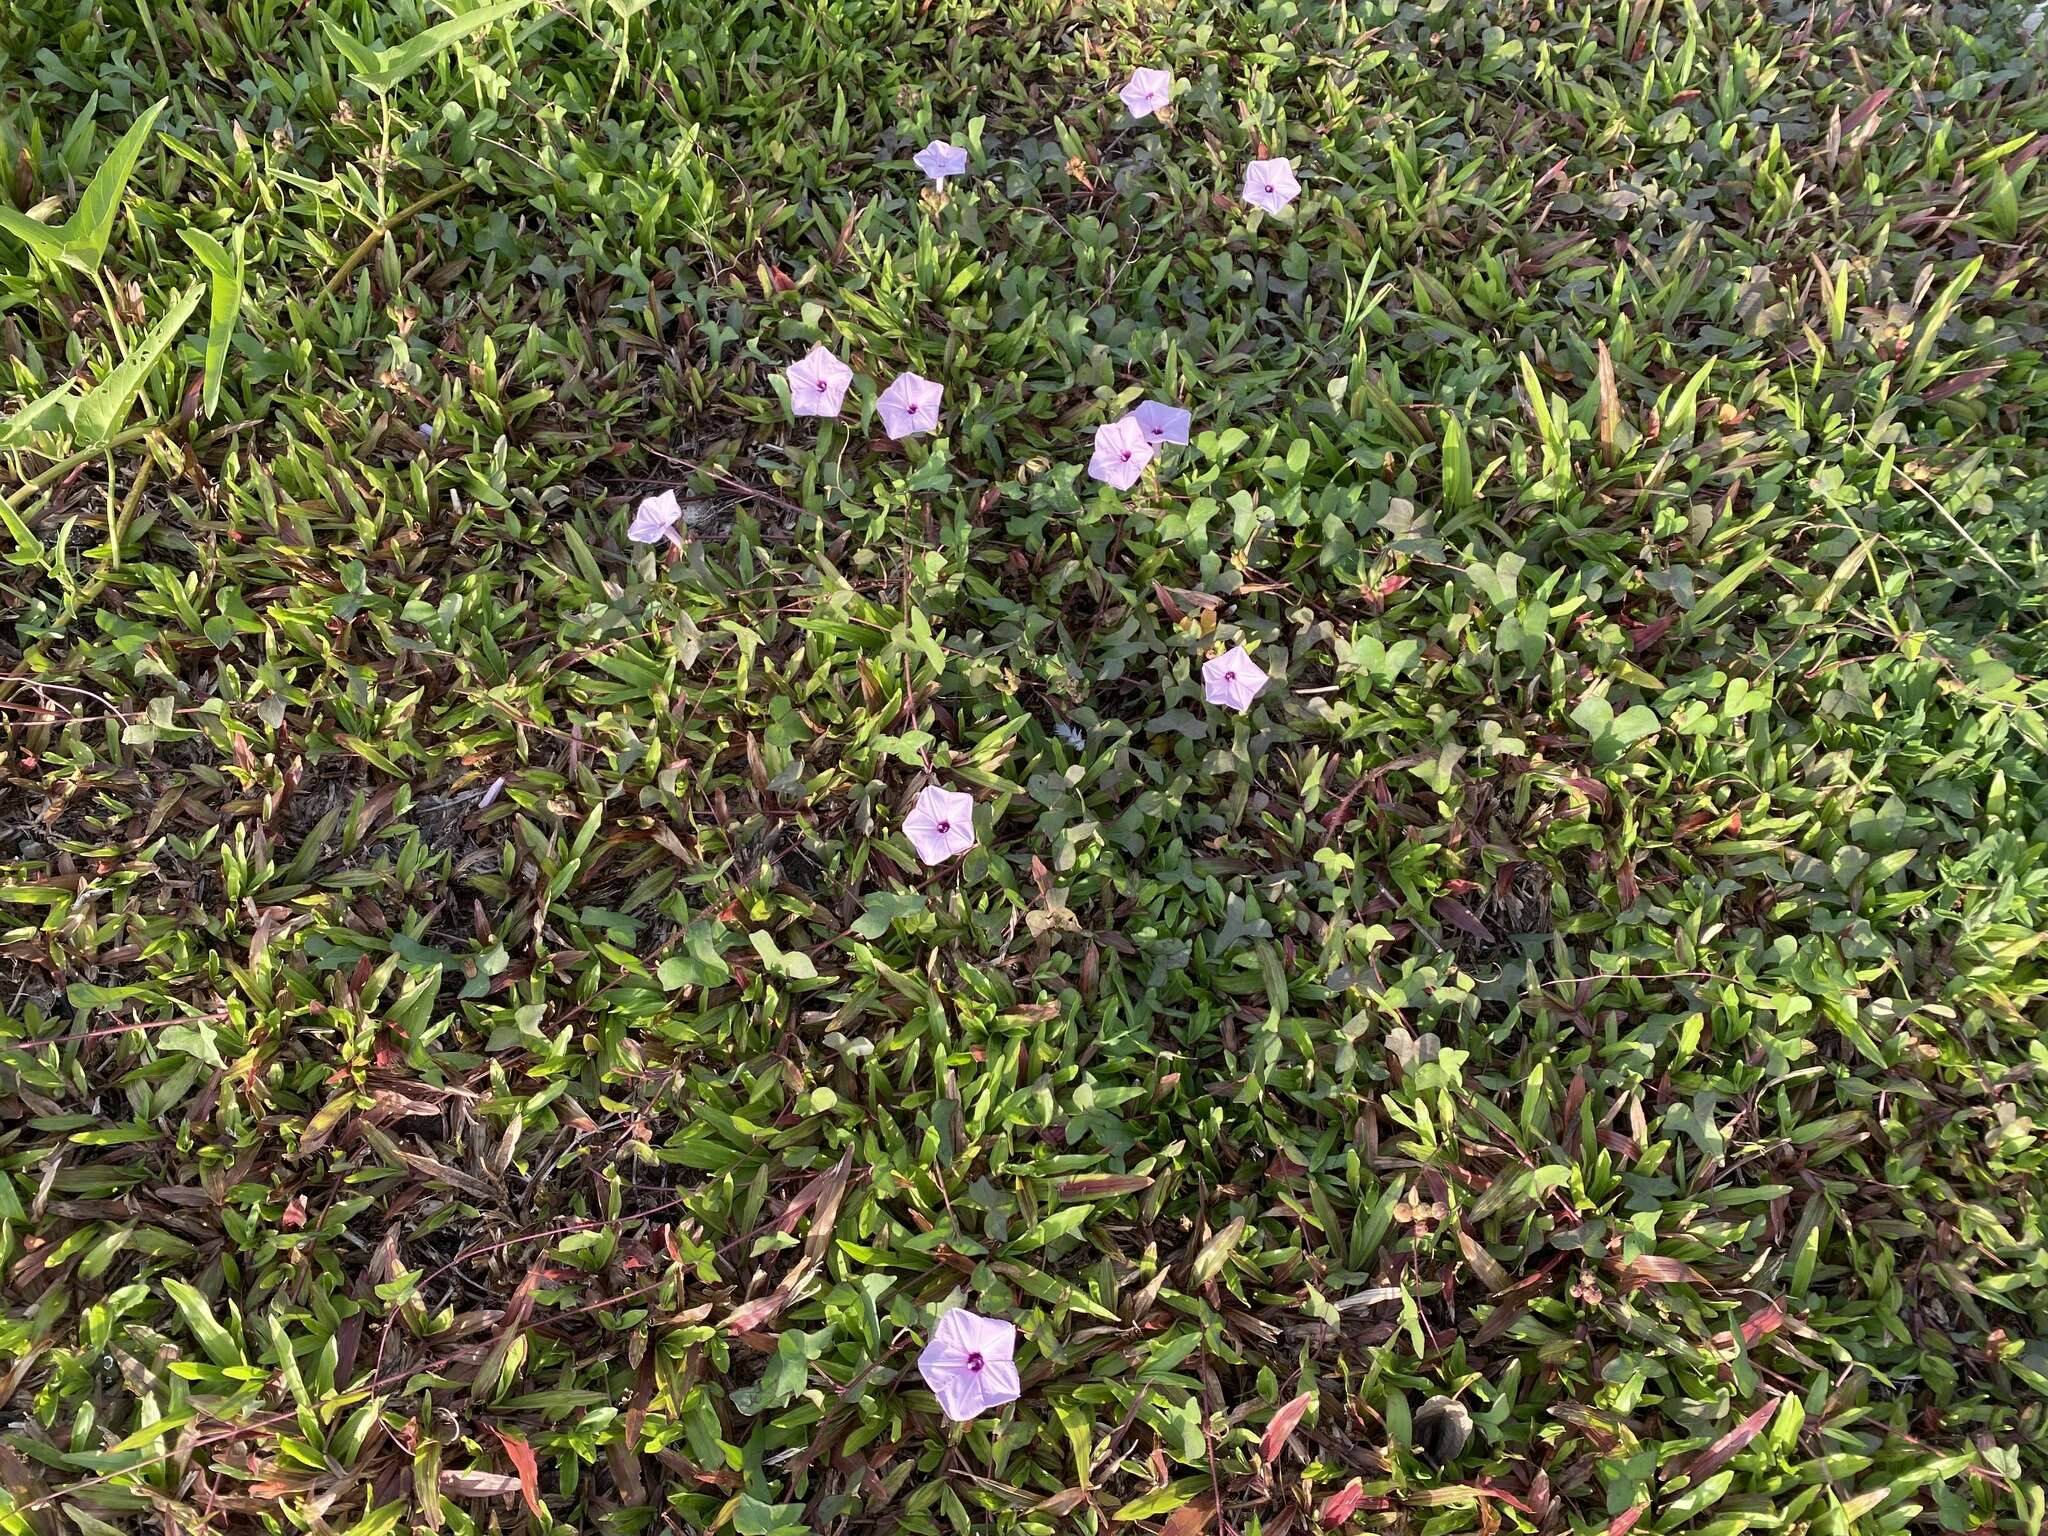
[908, 403, 920, 413]
[936, 819, 951, 833]
[1225, 670, 1238, 682]
[815, 379, 827, 391]
[1120, 450, 1132, 461]
[965, 1352, 985, 1372]
[1263, 183, 1275, 194]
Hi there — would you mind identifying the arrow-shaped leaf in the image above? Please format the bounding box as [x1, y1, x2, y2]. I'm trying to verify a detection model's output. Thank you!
[323, 0, 533, 94]
[1, 99, 172, 275]
[72, 284, 200, 445]
[0, 381, 78, 449]
[0, 200, 67, 266]
[63, 98, 168, 272]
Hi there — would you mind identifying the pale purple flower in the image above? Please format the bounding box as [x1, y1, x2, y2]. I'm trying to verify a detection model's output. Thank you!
[628, 490, 683, 545]
[1242, 157, 1301, 215]
[914, 140, 969, 184]
[786, 344, 854, 418]
[1088, 416, 1155, 490]
[904, 785, 977, 865]
[917, 1308, 1020, 1423]
[1203, 645, 1270, 712]
[1133, 400, 1191, 447]
[877, 372, 944, 440]
[1119, 68, 1173, 120]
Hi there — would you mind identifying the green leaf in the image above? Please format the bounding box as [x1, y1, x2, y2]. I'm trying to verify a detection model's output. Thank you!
[850, 889, 928, 939]
[0, 381, 78, 448]
[1440, 412, 1472, 511]
[656, 921, 733, 990]
[1607, 704, 1659, 747]
[1658, 358, 1715, 442]
[62, 98, 168, 272]
[71, 284, 201, 444]
[1190, 1216, 1245, 1285]
[161, 1277, 243, 1368]
[749, 929, 818, 979]
[158, 1021, 225, 1068]
[177, 224, 246, 418]
[1901, 256, 1981, 392]
[1113, 1484, 1201, 1520]
[733, 1494, 809, 1536]
[323, 0, 534, 93]
[0, 203, 66, 266]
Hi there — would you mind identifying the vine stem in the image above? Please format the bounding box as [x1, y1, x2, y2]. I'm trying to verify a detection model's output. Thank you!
[2, 424, 158, 513]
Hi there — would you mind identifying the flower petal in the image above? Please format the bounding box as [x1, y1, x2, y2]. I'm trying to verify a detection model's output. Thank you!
[1088, 417, 1155, 490]
[1133, 400, 1191, 446]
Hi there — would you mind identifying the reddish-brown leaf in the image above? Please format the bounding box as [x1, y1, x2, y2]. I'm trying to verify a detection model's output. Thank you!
[1675, 1396, 1780, 1486]
[1556, 775, 1611, 808]
[1629, 612, 1678, 653]
[1740, 1301, 1787, 1346]
[1842, 88, 1892, 143]
[441, 1469, 522, 1498]
[1609, 1253, 1705, 1289]
[1712, 1299, 1787, 1352]
[721, 1258, 815, 1333]
[1923, 363, 2003, 402]
[1262, 1390, 1316, 1462]
[623, 1349, 657, 1450]
[1608, 1504, 1648, 1536]
[1433, 897, 1492, 944]
[472, 1264, 540, 1402]
[493, 1428, 544, 1520]
[1160, 1492, 1217, 1536]
[1057, 1174, 1154, 1199]
[1032, 1487, 1094, 1517]
[1319, 1479, 1368, 1526]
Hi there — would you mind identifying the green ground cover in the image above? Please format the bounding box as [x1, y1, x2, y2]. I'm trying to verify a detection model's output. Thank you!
[3, 0, 2047, 1532]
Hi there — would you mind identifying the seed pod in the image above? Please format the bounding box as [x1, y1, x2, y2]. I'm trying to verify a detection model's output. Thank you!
[1412, 1395, 1472, 1466]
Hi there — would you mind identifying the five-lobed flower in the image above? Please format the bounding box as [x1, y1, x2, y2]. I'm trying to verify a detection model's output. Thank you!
[790, 111, 1296, 891]
[1120, 68, 1173, 120]
[1133, 400, 1191, 447]
[1088, 416, 1154, 490]
[914, 140, 969, 183]
[1203, 645, 1270, 712]
[1241, 157, 1301, 214]
[627, 490, 683, 545]
[918, 1308, 1021, 1423]
[786, 344, 854, 418]
[904, 785, 977, 865]
[877, 372, 944, 439]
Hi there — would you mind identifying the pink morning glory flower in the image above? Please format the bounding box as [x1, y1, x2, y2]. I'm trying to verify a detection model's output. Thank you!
[1119, 68, 1173, 119]
[904, 785, 977, 865]
[1242, 157, 1301, 214]
[914, 140, 969, 183]
[786, 344, 853, 418]
[917, 1308, 1020, 1423]
[1203, 645, 1270, 712]
[877, 372, 943, 439]
[627, 490, 683, 545]
[1088, 416, 1155, 490]
[1133, 400, 1191, 446]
